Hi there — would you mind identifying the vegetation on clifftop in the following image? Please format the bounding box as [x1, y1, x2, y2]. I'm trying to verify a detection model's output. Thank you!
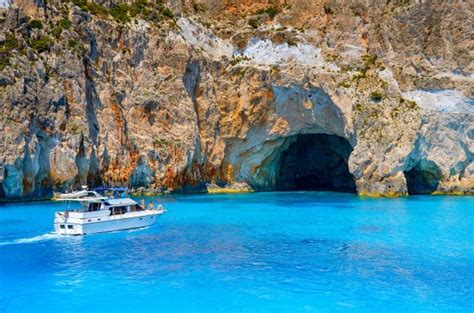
[65, 0, 174, 25]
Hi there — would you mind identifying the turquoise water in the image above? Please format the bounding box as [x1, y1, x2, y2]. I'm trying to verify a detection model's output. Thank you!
[0, 192, 473, 312]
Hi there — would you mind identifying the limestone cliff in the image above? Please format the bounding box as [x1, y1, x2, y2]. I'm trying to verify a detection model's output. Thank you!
[0, 0, 473, 199]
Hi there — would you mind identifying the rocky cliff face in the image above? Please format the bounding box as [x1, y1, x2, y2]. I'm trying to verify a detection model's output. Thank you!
[0, 0, 473, 199]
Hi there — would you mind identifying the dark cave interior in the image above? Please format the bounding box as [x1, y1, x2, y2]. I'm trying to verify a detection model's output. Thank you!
[276, 134, 356, 193]
[404, 161, 441, 195]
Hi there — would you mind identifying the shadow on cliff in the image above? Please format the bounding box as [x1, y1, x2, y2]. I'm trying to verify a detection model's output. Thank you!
[84, 55, 102, 146]
[182, 59, 201, 129]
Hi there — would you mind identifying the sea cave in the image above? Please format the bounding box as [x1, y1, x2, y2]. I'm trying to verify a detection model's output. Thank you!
[403, 161, 441, 195]
[275, 134, 356, 192]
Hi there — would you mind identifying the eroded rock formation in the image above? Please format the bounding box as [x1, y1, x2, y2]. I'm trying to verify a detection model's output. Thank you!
[0, 0, 473, 199]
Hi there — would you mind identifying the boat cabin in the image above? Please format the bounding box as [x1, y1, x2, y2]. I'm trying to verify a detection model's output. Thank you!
[103, 199, 145, 216]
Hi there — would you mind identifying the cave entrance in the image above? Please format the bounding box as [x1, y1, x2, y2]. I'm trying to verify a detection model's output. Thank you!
[276, 134, 356, 192]
[404, 161, 441, 195]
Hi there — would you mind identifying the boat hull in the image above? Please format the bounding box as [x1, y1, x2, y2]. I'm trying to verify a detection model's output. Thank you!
[54, 211, 164, 235]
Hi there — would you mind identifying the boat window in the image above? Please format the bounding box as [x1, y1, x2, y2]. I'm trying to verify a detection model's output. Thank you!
[88, 202, 101, 212]
[60, 225, 65, 229]
[110, 206, 127, 215]
[132, 204, 145, 212]
[67, 225, 74, 229]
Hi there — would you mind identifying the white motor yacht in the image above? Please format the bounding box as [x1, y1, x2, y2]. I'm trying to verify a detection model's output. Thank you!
[54, 187, 165, 235]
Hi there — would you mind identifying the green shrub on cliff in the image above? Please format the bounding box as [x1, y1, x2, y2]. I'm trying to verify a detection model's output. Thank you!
[361, 54, 377, 75]
[50, 18, 72, 37]
[1, 34, 18, 52]
[29, 19, 43, 29]
[88, 2, 108, 16]
[256, 6, 281, 19]
[324, 5, 333, 14]
[0, 52, 11, 70]
[248, 18, 260, 29]
[67, 39, 78, 49]
[70, 0, 108, 17]
[65, 0, 173, 24]
[0, 34, 19, 69]
[129, 0, 148, 17]
[249, 5, 280, 28]
[69, 123, 81, 134]
[29, 36, 53, 53]
[110, 4, 131, 23]
[59, 18, 72, 29]
[161, 7, 174, 18]
[51, 26, 62, 37]
[66, 39, 85, 56]
[230, 55, 250, 66]
[338, 80, 352, 88]
[370, 91, 384, 102]
[400, 97, 418, 110]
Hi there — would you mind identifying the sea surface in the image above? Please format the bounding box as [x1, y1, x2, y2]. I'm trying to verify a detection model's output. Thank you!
[0, 192, 473, 312]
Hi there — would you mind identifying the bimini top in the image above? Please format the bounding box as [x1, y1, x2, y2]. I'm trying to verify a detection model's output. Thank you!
[103, 198, 137, 206]
[56, 190, 108, 202]
[94, 187, 129, 193]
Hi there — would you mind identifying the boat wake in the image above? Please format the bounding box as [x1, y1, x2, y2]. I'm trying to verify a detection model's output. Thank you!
[0, 232, 64, 246]
[0, 224, 154, 246]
